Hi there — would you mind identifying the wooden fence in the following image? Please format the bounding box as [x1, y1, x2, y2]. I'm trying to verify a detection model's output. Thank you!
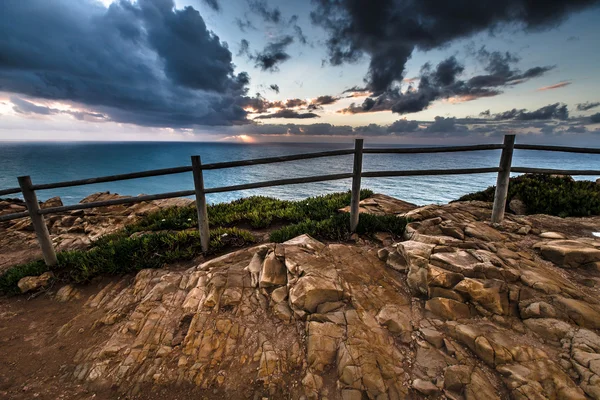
[1, 134, 599, 267]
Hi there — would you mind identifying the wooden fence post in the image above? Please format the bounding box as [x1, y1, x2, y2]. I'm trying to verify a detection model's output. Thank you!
[191, 156, 210, 252]
[350, 138, 364, 232]
[18, 176, 58, 266]
[491, 134, 516, 224]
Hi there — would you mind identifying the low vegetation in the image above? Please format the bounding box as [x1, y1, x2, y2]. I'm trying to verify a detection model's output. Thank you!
[458, 174, 600, 217]
[1, 189, 409, 294]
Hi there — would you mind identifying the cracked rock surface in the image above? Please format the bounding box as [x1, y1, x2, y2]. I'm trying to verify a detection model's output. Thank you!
[3, 196, 600, 399]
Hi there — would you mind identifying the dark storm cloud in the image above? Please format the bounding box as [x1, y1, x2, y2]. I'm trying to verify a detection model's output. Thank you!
[11, 96, 107, 121]
[468, 48, 554, 88]
[248, 0, 281, 24]
[0, 0, 253, 127]
[591, 113, 600, 123]
[387, 119, 419, 133]
[577, 101, 600, 111]
[202, 0, 220, 12]
[254, 110, 320, 119]
[311, 0, 597, 95]
[253, 36, 294, 72]
[493, 103, 569, 121]
[339, 56, 510, 115]
[269, 84, 280, 94]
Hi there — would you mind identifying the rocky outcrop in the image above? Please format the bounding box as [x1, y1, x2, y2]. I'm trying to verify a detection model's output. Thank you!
[3, 195, 600, 399]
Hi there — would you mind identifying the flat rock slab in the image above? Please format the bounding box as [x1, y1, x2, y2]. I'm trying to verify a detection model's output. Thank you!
[539, 240, 600, 268]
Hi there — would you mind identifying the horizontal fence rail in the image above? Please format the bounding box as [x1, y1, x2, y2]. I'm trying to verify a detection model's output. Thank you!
[361, 167, 500, 178]
[363, 143, 504, 154]
[0, 187, 22, 196]
[201, 148, 354, 170]
[513, 144, 600, 154]
[1, 134, 599, 266]
[511, 167, 600, 175]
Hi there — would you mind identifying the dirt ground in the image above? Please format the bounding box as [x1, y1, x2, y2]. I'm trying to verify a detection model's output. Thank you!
[0, 272, 257, 400]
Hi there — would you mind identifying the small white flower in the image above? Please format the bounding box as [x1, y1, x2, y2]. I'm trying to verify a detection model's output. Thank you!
[161, 219, 166, 222]
[221, 233, 228, 237]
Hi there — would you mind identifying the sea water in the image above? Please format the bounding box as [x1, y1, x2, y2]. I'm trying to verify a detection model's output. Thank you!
[1, 141, 599, 206]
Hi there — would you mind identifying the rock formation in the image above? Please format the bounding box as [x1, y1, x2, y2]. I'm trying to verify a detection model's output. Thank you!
[2, 195, 600, 399]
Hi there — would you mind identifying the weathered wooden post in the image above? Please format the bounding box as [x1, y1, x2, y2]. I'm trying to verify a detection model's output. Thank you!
[18, 176, 58, 266]
[350, 138, 364, 232]
[491, 134, 516, 224]
[191, 156, 210, 252]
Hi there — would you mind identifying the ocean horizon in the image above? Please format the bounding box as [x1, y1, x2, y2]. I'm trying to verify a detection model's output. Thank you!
[1, 140, 599, 207]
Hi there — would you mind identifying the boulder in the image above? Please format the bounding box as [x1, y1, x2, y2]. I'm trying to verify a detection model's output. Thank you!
[509, 198, 527, 215]
[289, 276, 343, 313]
[259, 250, 286, 287]
[40, 196, 63, 209]
[539, 240, 600, 268]
[18, 271, 54, 293]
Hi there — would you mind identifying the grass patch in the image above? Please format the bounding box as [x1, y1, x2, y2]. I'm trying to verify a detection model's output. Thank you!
[0, 227, 255, 295]
[269, 213, 408, 243]
[1, 189, 410, 295]
[457, 174, 600, 217]
[124, 189, 374, 233]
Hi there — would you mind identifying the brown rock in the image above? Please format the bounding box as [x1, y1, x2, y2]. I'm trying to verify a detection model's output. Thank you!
[412, 378, 439, 395]
[540, 240, 600, 268]
[425, 297, 470, 320]
[18, 271, 54, 293]
[289, 276, 343, 314]
[509, 198, 527, 215]
[454, 278, 508, 315]
[259, 250, 287, 287]
[40, 196, 63, 209]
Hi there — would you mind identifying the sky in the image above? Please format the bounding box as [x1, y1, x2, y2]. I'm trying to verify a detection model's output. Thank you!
[1, 0, 600, 144]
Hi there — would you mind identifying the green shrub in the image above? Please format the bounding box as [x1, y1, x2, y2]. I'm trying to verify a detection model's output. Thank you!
[457, 174, 600, 217]
[125, 189, 374, 233]
[1, 189, 401, 295]
[0, 227, 255, 295]
[269, 213, 407, 243]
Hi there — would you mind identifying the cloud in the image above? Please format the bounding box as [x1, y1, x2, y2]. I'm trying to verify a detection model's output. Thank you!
[0, 0, 252, 127]
[577, 101, 600, 111]
[202, 0, 220, 12]
[337, 54, 531, 115]
[285, 98, 308, 108]
[11, 96, 107, 121]
[248, 0, 281, 24]
[254, 110, 320, 119]
[537, 81, 571, 91]
[253, 36, 294, 72]
[235, 17, 257, 32]
[387, 119, 419, 133]
[238, 39, 251, 57]
[592, 113, 600, 123]
[492, 103, 569, 121]
[289, 15, 309, 45]
[311, 0, 596, 95]
[269, 84, 280, 94]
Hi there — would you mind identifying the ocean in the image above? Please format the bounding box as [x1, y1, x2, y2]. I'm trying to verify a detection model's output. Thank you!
[1, 141, 599, 206]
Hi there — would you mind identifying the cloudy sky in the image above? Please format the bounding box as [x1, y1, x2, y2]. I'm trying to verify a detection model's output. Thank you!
[1, 0, 600, 144]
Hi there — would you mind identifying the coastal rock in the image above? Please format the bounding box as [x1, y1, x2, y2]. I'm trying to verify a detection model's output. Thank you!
[509, 198, 527, 215]
[3, 195, 600, 399]
[17, 271, 54, 293]
[539, 240, 600, 268]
